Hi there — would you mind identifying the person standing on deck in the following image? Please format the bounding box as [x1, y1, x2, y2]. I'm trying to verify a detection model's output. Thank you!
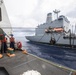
[10, 34, 15, 50]
[1, 35, 7, 53]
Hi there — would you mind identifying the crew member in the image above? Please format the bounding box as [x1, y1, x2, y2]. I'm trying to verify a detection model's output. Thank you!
[10, 34, 15, 50]
[17, 41, 22, 50]
[1, 35, 7, 53]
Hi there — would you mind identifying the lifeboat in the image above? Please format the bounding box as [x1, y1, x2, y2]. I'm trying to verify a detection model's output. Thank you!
[53, 28, 64, 32]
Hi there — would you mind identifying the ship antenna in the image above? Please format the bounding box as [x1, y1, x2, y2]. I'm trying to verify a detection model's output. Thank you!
[53, 9, 60, 19]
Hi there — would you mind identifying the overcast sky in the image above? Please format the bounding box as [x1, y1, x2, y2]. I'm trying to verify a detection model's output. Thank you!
[4, 0, 76, 28]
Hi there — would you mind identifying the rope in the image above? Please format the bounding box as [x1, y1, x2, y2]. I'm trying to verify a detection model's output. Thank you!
[51, 33, 55, 40]
[56, 33, 63, 43]
[38, 33, 46, 42]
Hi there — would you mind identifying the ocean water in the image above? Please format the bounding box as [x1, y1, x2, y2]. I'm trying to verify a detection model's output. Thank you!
[13, 28, 76, 70]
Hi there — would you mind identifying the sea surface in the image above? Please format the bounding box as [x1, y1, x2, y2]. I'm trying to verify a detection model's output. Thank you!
[13, 28, 76, 70]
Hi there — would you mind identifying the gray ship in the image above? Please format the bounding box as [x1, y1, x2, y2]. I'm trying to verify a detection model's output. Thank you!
[0, 0, 76, 75]
[26, 10, 76, 48]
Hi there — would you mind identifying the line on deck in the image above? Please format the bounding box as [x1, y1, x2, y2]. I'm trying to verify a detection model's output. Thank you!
[13, 58, 36, 68]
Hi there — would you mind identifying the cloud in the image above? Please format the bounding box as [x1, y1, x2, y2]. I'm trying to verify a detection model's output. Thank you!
[66, 7, 76, 18]
[4, 0, 76, 28]
[4, 0, 38, 16]
[9, 15, 38, 28]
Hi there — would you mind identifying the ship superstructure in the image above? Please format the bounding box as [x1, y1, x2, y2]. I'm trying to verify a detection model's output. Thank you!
[26, 10, 76, 47]
[0, 0, 12, 35]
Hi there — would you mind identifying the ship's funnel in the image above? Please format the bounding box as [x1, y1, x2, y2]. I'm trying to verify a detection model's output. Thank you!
[46, 13, 52, 23]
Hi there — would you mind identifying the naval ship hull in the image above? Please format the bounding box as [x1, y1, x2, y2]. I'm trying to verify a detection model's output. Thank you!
[26, 33, 76, 48]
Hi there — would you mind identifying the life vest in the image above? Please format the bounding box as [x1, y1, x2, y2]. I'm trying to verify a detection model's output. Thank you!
[10, 37, 15, 42]
[17, 42, 22, 49]
[1, 37, 7, 42]
[0, 34, 3, 36]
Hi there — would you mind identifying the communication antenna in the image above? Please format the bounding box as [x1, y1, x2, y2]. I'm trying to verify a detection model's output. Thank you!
[53, 9, 60, 19]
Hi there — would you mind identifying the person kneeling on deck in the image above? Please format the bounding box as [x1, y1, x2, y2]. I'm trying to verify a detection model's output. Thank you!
[17, 41, 28, 54]
[17, 41, 22, 51]
[7, 48, 15, 57]
[10, 34, 15, 50]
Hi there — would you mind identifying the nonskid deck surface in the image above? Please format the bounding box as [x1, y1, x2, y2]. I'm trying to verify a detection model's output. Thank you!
[0, 51, 74, 75]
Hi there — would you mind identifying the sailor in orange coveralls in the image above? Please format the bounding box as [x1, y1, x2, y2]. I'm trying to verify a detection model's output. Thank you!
[1, 34, 7, 53]
[10, 34, 15, 50]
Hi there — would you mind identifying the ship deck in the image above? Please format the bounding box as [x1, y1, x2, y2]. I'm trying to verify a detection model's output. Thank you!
[0, 50, 75, 75]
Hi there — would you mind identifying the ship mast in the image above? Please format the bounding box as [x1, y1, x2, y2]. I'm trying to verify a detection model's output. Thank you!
[53, 9, 60, 19]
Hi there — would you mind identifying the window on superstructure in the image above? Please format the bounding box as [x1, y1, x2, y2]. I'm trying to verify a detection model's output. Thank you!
[0, 8, 2, 21]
